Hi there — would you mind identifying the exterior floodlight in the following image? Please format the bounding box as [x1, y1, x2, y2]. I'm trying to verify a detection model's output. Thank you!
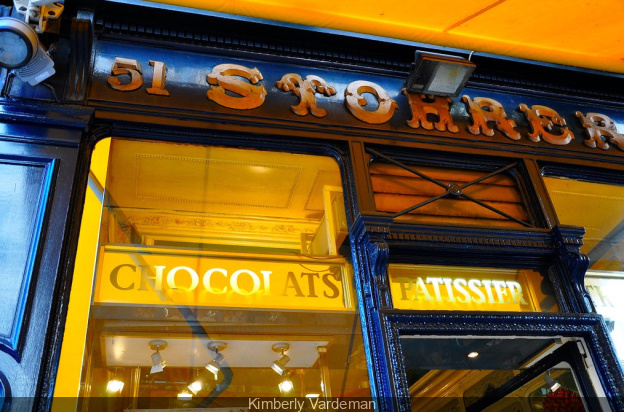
[149, 339, 168, 374]
[205, 341, 226, 377]
[405, 51, 475, 97]
[544, 372, 561, 392]
[271, 342, 290, 376]
[0, 17, 55, 85]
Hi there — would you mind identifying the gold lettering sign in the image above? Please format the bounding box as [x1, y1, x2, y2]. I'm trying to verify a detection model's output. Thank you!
[576, 111, 624, 151]
[276, 73, 336, 117]
[389, 265, 542, 312]
[345, 80, 398, 124]
[206, 63, 267, 110]
[107, 57, 144, 92]
[463, 95, 521, 140]
[519, 104, 574, 145]
[402, 91, 459, 133]
[94, 246, 353, 312]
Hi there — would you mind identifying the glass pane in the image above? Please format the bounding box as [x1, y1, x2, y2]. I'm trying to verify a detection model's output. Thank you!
[389, 264, 558, 312]
[71, 139, 370, 409]
[370, 160, 531, 228]
[543, 176, 624, 369]
[543, 177, 624, 271]
[401, 337, 589, 412]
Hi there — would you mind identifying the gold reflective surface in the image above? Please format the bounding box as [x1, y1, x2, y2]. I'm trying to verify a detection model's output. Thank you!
[56, 139, 371, 408]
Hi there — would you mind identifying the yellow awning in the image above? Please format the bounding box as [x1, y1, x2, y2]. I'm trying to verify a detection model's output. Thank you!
[148, 0, 624, 74]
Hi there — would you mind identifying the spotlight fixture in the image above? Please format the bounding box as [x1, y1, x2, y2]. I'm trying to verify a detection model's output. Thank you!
[205, 341, 226, 378]
[0, 17, 56, 85]
[106, 378, 124, 394]
[544, 371, 562, 392]
[271, 342, 290, 376]
[149, 339, 168, 374]
[405, 51, 476, 98]
[466, 351, 479, 358]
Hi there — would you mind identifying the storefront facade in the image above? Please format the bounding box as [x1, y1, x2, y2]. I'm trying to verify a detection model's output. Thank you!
[1, 1, 624, 410]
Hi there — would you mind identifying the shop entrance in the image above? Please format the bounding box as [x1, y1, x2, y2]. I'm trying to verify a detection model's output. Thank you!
[402, 336, 606, 411]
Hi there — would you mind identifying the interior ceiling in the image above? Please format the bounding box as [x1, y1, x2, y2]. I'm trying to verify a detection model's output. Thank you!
[146, 0, 624, 74]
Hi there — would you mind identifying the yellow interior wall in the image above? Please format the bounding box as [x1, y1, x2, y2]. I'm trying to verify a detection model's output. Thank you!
[52, 138, 111, 402]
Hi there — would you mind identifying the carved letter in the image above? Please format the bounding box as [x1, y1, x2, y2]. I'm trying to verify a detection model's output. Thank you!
[575, 111, 624, 151]
[402, 90, 458, 132]
[206, 63, 267, 110]
[146, 60, 170, 96]
[107, 57, 143, 92]
[276, 73, 336, 117]
[519, 104, 574, 145]
[462, 96, 521, 140]
[345, 80, 398, 124]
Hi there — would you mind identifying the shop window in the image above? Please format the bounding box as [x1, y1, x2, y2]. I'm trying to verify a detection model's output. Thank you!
[55, 139, 370, 409]
[543, 175, 624, 370]
[388, 264, 558, 312]
[368, 149, 535, 228]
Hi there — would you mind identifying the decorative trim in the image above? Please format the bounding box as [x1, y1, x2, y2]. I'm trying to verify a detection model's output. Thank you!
[0, 157, 55, 360]
[382, 311, 624, 411]
[65, 18, 93, 102]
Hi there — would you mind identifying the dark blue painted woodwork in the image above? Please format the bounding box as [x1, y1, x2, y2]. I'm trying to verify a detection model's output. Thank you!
[0, 157, 55, 359]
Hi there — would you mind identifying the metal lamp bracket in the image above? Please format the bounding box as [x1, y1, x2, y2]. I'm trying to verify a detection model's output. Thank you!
[13, 0, 64, 33]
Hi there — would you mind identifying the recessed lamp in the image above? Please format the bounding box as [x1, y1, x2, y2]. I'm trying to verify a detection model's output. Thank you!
[405, 51, 476, 98]
[106, 379, 124, 394]
[177, 390, 192, 400]
[187, 380, 203, 395]
[467, 351, 479, 358]
[278, 376, 294, 393]
[305, 393, 320, 398]
[271, 342, 290, 376]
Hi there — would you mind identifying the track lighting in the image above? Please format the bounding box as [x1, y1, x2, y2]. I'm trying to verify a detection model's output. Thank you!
[544, 370, 561, 392]
[205, 341, 226, 378]
[149, 339, 168, 374]
[271, 342, 290, 375]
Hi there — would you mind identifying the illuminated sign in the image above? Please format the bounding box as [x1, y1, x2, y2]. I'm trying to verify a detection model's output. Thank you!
[389, 265, 542, 312]
[94, 246, 353, 311]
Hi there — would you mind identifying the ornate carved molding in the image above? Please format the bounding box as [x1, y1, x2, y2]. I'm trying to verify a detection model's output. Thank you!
[65, 18, 93, 102]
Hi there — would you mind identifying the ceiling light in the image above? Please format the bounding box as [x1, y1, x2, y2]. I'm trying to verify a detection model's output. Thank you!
[0, 17, 56, 85]
[149, 339, 168, 374]
[205, 341, 226, 378]
[177, 390, 192, 400]
[544, 371, 562, 392]
[106, 379, 124, 394]
[278, 376, 294, 393]
[467, 351, 479, 358]
[306, 393, 320, 398]
[405, 51, 475, 97]
[271, 342, 290, 376]
[187, 380, 203, 395]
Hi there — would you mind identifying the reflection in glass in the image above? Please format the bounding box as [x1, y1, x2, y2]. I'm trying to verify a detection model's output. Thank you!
[401, 337, 588, 412]
[543, 176, 624, 369]
[68, 139, 370, 409]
